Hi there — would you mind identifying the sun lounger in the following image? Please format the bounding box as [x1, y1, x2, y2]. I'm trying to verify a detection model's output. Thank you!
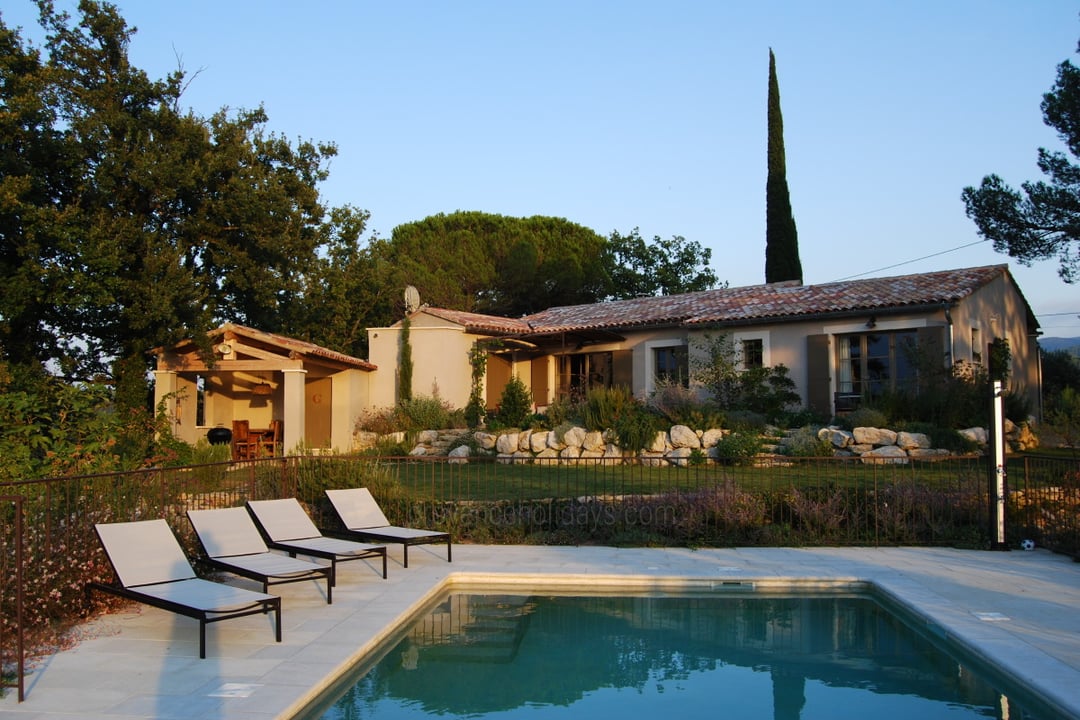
[324, 488, 451, 568]
[187, 507, 334, 603]
[88, 519, 281, 658]
[245, 498, 388, 586]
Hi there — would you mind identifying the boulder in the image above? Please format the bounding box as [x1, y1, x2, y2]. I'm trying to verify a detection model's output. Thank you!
[496, 432, 519, 454]
[353, 431, 380, 451]
[563, 426, 587, 448]
[853, 427, 898, 446]
[647, 431, 670, 453]
[668, 447, 695, 467]
[819, 427, 853, 448]
[583, 430, 606, 452]
[959, 427, 988, 445]
[448, 445, 470, 464]
[669, 425, 701, 449]
[701, 428, 725, 448]
[860, 445, 909, 464]
[473, 432, 497, 450]
[896, 431, 931, 450]
[531, 432, 551, 453]
[417, 429, 440, 444]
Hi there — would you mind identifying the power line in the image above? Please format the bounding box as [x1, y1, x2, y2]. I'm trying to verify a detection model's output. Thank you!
[831, 239, 990, 282]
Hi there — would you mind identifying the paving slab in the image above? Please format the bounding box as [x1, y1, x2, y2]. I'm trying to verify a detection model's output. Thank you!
[2, 546, 1079, 719]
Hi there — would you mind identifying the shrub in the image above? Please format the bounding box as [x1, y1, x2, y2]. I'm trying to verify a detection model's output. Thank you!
[780, 425, 833, 457]
[612, 406, 662, 452]
[724, 409, 767, 432]
[494, 375, 533, 429]
[649, 379, 725, 429]
[580, 386, 637, 431]
[840, 407, 889, 431]
[711, 432, 763, 464]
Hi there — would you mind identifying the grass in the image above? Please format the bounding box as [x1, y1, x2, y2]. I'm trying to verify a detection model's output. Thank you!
[380, 454, 988, 503]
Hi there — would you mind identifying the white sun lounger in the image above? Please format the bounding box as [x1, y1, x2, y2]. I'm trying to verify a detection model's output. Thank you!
[187, 507, 334, 603]
[245, 498, 387, 585]
[324, 488, 451, 568]
[89, 519, 281, 658]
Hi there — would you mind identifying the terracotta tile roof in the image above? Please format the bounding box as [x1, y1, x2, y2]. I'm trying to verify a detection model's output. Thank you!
[218, 323, 376, 370]
[429, 265, 1019, 336]
[417, 307, 533, 334]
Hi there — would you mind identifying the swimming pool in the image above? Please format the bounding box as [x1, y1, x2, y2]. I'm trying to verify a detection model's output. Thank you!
[297, 590, 1062, 719]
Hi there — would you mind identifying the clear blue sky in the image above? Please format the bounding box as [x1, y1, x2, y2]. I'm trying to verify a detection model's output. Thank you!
[6, 0, 1080, 335]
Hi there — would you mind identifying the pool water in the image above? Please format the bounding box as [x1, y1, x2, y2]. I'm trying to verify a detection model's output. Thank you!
[304, 592, 1060, 719]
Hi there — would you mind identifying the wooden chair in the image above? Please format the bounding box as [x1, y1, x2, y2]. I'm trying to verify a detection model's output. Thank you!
[232, 420, 256, 461]
[258, 419, 281, 457]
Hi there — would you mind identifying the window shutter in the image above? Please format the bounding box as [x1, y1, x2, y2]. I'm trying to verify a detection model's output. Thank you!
[806, 334, 831, 416]
[612, 350, 633, 389]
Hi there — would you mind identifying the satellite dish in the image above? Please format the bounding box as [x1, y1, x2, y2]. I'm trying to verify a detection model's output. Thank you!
[404, 285, 420, 313]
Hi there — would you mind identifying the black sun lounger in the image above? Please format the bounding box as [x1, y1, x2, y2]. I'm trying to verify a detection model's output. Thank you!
[324, 488, 451, 568]
[187, 506, 334, 603]
[88, 519, 281, 658]
[245, 498, 387, 586]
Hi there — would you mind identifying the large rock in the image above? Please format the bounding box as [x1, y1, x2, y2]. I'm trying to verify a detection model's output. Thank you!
[1010, 423, 1040, 452]
[860, 445, 909, 464]
[531, 432, 551, 453]
[496, 432, 519, 454]
[535, 447, 560, 462]
[701, 428, 725, 448]
[647, 431, 670, 453]
[853, 427, 898, 446]
[668, 447, 695, 467]
[559, 446, 582, 464]
[669, 425, 701, 449]
[417, 429, 440, 445]
[959, 427, 988, 445]
[518, 429, 533, 452]
[448, 445, 470, 464]
[563, 426, 587, 448]
[819, 427, 853, 448]
[896, 431, 931, 450]
[583, 430, 605, 452]
[473, 432, 497, 450]
[353, 431, 380, 451]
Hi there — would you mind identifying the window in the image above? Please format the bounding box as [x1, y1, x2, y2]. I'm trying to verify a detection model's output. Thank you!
[556, 352, 612, 401]
[741, 338, 764, 369]
[971, 328, 982, 365]
[837, 330, 919, 399]
[653, 346, 689, 387]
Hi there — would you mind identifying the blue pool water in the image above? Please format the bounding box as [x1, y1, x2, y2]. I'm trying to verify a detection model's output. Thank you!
[301, 592, 1062, 719]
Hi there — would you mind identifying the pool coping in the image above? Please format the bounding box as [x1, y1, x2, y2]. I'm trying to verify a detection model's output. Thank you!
[3, 546, 1079, 720]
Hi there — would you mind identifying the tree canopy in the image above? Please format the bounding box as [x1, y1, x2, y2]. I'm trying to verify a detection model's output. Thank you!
[963, 38, 1080, 283]
[370, 213, 719, 320]
[0, 0, 355, 408]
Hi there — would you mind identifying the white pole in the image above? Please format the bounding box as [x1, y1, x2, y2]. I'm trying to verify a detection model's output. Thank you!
[990, 380, 1008, 550]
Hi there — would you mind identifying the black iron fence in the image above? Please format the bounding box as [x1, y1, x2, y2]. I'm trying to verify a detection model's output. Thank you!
[1, 451, 1078, 700]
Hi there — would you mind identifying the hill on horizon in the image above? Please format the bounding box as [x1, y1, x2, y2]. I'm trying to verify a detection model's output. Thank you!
[1040, 337, 1080, 356]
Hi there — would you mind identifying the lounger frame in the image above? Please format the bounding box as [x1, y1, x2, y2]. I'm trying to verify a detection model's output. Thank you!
[88, 519, 281, 659]
[187, 507, 334, 603]
[245, 499, 388, 585]
[325, 488, 451, 568]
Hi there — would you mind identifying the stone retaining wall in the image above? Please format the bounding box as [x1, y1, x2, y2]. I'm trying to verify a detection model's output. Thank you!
[353, 423, 1035, 467]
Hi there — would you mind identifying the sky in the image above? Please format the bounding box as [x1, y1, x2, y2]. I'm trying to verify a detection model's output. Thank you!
[6, 0, 1080, 336]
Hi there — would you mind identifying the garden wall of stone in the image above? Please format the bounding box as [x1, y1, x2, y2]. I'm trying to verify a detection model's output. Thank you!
[351, 418, 1036, 466]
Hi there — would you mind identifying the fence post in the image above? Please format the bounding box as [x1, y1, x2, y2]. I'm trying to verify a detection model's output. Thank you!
[988, 380, 1009, 550]
[1, 495, 25, 702]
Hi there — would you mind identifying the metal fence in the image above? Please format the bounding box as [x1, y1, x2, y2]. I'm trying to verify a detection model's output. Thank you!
[1, 451, 1077, 700]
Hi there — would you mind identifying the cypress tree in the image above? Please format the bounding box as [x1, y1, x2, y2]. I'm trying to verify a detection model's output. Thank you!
[397, 316, 413, 403]
[765, 48, 803, 284]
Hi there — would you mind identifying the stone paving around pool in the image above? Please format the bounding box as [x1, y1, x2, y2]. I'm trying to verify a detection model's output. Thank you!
[2, 545, 1079, 720]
